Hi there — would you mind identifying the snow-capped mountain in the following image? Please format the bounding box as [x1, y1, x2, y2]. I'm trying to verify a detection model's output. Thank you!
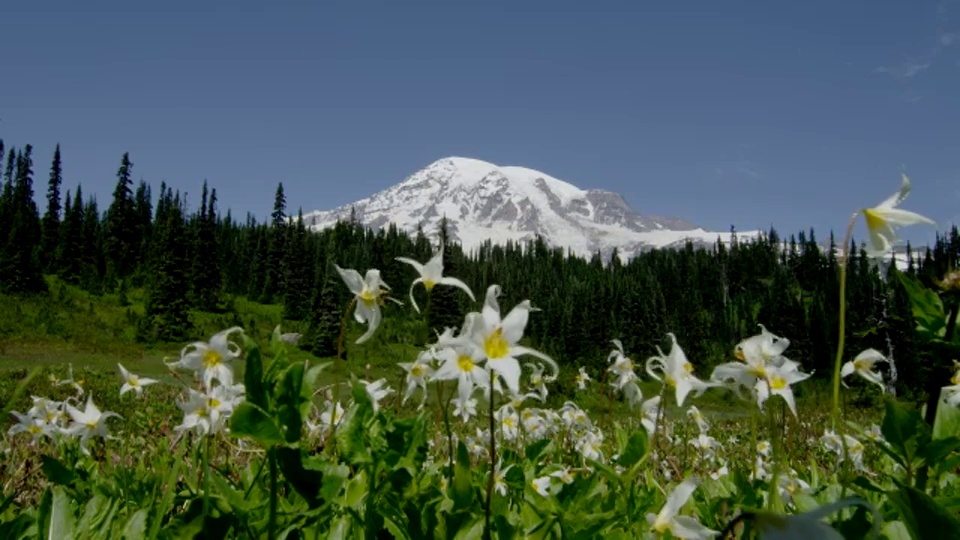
[303, 157, 762, 260]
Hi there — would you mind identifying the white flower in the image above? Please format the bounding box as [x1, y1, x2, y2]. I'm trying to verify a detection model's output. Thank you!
[398, 352, 433, 406]
[608, 339, 639, 389]
[318, 401, 345, 435]
[754, 362, 811, 418]
[646, 477, 719, 539]
[860, 174, 935, 257]
[433, 325, 491, 405]
[362, 379, 393, 413]
[335, 266, 397, 344]
[396, 247, 476, 313]
[574, 366, 592, 390]
[756, 440, 772, 457]
[168, 327, 243, 389]
[840, 348, 887, 392]
[7, 411, 56, 442]
[62, 395, 121, 454]
[641, 396, 662, 436]
[174, 385, 240, 437]
[646, 333, 713, 407]
[687, 405, 710, 435]
[455, 285, 557, 396]
[530, 476, 552, 497]
[54, 364, 85, 396]
[711, 324, 791, 390]
[753, 497, 878, 539]
[117, 363, 158, 397]
[451, 395, 478, 422]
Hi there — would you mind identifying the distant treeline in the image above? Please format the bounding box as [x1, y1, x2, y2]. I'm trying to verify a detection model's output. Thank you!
[2, 139, 958, 396]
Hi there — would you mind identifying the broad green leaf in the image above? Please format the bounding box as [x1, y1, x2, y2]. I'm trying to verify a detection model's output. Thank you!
[342, 469, 367, 509]
[895, 271, 947, 338]
[880, 520, 911, 540]
[40, 455, 75, 486]
[276, 446, 325, 508]
[76, 494, 117, 540]
[242, 335, 268, 409]
[617, 429, 649, 468]
[451, 441, 474, 509]
[121, 510, 147, 540]
[881, 400, 928, 465]
[888, 485, 960, 540]
[229, 402, 284, 447]
[933, 390, 960, 441]
[47, 487, 75, 540]
[524, 438, 553, 463]
[275, 362, 306, 443]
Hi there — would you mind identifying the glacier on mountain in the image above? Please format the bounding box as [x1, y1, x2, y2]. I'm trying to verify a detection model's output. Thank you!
[303, 157, 762, 260]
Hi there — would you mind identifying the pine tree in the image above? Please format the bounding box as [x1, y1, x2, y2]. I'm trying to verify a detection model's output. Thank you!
[1, 145, 46, 293]
[131, 180, 153, 283]
[57, 187, 84, 284]
[103, 152, 136, 280]
[282, 210, 312, 320]
[262, 182, 287, 302]
[40, 144, 63, 271]
[191, 183, 224, 312]
[80, 196, 104, 293]
[426, 217, 464, 334]
[303, 267, 342, 357]
[141, 191, 193, 342]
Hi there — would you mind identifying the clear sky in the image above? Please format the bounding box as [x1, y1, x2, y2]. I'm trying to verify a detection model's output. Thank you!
[2, 0, 958, 247]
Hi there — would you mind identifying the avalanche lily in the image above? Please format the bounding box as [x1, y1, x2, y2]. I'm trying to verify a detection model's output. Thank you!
[117, 363, 158, 397]
[168, 327, 243, 389]
[62, 395, 121, 455]
[840, 348, 887, 392]
[396, 247, 476, 313]
[646, 333, 713, 407]
[647, 477, 719, 539]
[860, 174, 935, 258]
[335, 265, 399, 344]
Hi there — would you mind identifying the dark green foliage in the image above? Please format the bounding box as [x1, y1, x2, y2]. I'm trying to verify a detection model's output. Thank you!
[139, 189, 193, 342]
[103, 152, 136, 280]
[40, 144, 63, 271]
[303, 267, 342, 357]
[426, 217, 465, 334]
[282, 210, 313, 321]
[190, 182, 224, 312]
[1, 144, 47, 294]
[262, 183, 287, 302]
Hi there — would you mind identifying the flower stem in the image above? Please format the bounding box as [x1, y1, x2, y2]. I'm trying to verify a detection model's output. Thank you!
[485, 386, 496, 540]
[202, 436, 211, 526]
[766, 399, 783, 513]
[329, 297, 357, 453]
[832, 213, 859, 430]
[268, 446, 278, 540]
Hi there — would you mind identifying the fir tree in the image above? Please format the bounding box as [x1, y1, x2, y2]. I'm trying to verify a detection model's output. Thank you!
[80, 196, 104, 293]
[141, 191, 193, 341]
[191, 183, 224, 311]
[1, 145, 46, 293]
[426, 217, 463, 334]
[262, 182, 287, 302]
[39, 144, 64, 273]
[303, 267, 342, 357]
[57, 187, 84, 284]
[282, 210, 312, 320]
[103, 152, 136, 280]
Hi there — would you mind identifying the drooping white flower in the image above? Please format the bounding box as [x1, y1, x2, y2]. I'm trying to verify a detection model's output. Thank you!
[7, 410, 56, 442]
[174, 384, 240, 437]
[55, 364, 85, 397]
[530, 476, 553, 497]
[362, 379, 394, 413]
[754, 362, 811, 418]
[396, 247, 476, 313]
[61, 395, 121, 454]
[641, 395, 662, 437]
[711, 324, 792, 391]
[168, 327, 243, 389]
[646, 477, 719, 539]
[433, 324, 491, 405]
[840, 348, 887, 392]
[117, 363, 158, 397]
[398, 352, 433, 406]
[860, 174, 935, 258]
[335, 266, 398, 344]
[574, 366, 592, 390]
[646, 333, 713, 407]
[687, 405, 710, 435]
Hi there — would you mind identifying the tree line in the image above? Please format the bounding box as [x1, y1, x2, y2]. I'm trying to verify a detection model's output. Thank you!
[2, 139, 958, 396]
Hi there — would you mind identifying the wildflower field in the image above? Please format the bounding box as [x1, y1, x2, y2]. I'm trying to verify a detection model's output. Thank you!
[2, 175, 960, 539]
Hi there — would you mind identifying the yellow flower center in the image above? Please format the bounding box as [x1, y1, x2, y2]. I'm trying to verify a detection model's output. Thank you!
[863, 209, 886, 232]
[853, 359, 870, 371]
[769, 375, 788, 390]
[359, 288, 378, 307]
[411, 364, 425, 378]
[202, 349, 222, 368]
[665, 375, 676, 388]
[85, 421, 97, 430]
[734, 348, 745, 361]
[423, 279, 436, 291]
[28, 425, 43, 435]
[503, 417, 516, 429]
[457, 355, 475, 373]
[952, 370, 960, 386]
[750, 365, 767, 377]
[484, 327, 509, 359]
[683, 362, 694, 374]
[207, 398, 221, 409]
[128, 375, 140, 386]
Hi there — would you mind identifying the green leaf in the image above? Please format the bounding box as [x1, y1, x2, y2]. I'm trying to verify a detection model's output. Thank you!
[881, 400, 929, 465]
[342, 469, 367, 509]
[524, 438, 554, 463]
[242, 335, 268, 409]
[121, 510, 147, 540]
[275, 362, 306, 443]
[229, 402, 284, 447]
[276, 446, 325, 508]
[40, 455, 75, 486]
[895, 271, 947, 338]
[933, 390, 960, 441]
[48, 487, 75, 540]
[888, 485, 960, 540]
[617, 429, 649, 468]
[451, 441, 474, 510]
[880, 520, 911, 540]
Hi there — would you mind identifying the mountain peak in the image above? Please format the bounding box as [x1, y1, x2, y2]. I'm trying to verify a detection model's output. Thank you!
[303, 157, 760, 259]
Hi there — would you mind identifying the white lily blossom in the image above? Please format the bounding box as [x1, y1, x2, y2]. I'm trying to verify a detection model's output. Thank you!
[646, 333, 713, 407]
[396, 247, 476, 313]
[860, 174, 935, 258]
[646, 477, 719, 539]
[62, 395, 121, 455]
[840, 348, 887, 392]
[335, 266, 398, 344]
[168, 327, 244, 389]
[117, 363, 158, 397]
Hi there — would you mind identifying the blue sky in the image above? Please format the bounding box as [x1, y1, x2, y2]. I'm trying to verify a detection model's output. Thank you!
[2, 0, 958, 247]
